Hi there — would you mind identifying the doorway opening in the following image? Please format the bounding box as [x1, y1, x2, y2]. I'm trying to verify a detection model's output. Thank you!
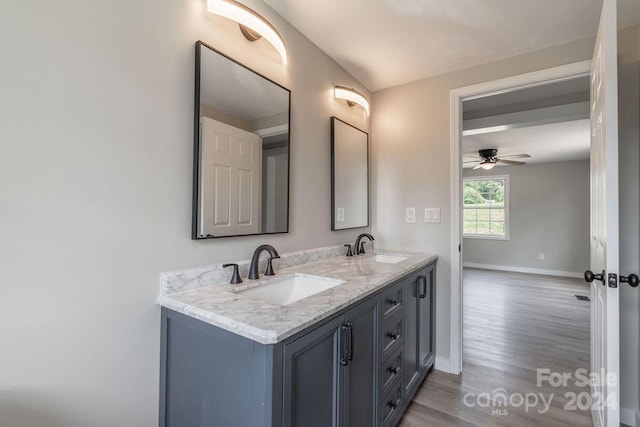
[449, 61, 592, 373]
[448, 62, 594, 424]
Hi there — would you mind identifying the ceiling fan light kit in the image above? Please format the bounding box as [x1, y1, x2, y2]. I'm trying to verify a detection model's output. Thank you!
[465, 148, 531, 170]
[479, 161, 496, 170]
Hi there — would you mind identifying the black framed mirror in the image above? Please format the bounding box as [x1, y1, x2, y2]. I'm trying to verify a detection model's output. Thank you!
[331, 117, 369, 230]
[193, 41, 291, 239]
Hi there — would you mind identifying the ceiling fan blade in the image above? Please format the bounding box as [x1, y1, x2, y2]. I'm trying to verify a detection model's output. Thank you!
[500, 153, 531, 159]
[472, 164, 483, 170]
[463, 160, 480, 163]
[497, 159, 526, 165]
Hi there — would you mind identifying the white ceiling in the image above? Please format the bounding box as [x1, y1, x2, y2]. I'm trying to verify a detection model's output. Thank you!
[265, 0, 640, 91]
[464, 76, 590, 113]
[462, 76, 590, 167]
[265, 0, 605, 91]
[462, 119, 590, 168]
[259, 1, 638, 167]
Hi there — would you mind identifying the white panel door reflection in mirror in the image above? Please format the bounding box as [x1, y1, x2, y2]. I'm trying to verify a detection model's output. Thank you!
[193, 41, 290, 239]
[332, 117, 369, 230]
[200, 117, 261, 237]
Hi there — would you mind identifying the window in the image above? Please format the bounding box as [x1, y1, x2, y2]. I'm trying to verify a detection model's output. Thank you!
[463, 175, 508, 239]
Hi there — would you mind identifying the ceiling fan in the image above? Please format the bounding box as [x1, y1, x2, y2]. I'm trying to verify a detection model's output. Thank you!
[464, 148, 531, 170]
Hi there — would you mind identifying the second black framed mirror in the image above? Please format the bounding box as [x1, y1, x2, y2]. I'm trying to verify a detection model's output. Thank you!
[331, 117, 369, 231]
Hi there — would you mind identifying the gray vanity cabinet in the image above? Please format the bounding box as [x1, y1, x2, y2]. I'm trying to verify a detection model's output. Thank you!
[418, 266, 434, 370]
[159, 261, 435, 427]
[282, 298, 378, 427]
[403, 265, 435, 397]
[404, 271, 419, 394]
[160, 308, 283, 427]
[343, 298, 378, 426]
[282, 316, 344, 427]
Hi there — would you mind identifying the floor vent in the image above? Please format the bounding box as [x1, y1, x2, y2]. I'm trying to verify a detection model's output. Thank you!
[575, 295, 590, 302]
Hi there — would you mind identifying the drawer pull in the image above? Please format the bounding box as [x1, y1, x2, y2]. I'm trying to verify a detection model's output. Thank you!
[386, 332, 400, 340]
[387, 366, 400, 375]
[387, 398, 401, 410]
[386, 298, 398, 306]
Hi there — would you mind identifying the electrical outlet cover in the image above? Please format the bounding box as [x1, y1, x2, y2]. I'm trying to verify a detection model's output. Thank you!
[406, 207, 416, 223]
[424, 208, 441, 223]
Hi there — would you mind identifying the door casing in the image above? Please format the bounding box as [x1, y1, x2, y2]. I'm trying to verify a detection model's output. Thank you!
[448, 60, 592, 375]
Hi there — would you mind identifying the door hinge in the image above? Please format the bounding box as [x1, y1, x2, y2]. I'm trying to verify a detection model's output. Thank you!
[608, 273, 618, 288]
[458, 244, 461, 252]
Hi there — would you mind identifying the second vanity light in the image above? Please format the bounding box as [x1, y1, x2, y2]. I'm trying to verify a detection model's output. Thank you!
[334, 86, 370, 116]
[207, 0, 287, 65]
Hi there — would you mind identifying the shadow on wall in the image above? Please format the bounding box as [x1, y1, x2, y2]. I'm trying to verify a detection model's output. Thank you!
[0, 395, 71, 427]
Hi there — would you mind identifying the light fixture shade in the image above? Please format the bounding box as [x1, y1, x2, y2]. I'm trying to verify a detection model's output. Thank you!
[334, 86, 370, 116]
[480, 161, 496, 170]
[207, 0, 287, 65]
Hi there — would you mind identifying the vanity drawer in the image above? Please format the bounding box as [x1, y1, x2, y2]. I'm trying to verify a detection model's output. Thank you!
[379, 377, 404, 427]
[380, 347, 403, 396]
[380, 280, 404, 318]
[380, 309, 404, 358]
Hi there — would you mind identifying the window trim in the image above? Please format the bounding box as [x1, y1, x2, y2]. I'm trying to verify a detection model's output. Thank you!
[463, 174, 510, 240]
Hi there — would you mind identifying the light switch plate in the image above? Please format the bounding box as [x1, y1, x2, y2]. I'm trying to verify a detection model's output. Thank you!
[406, 207, 416, 223]
[336, 208, 345, 222]
[424, 208, 441, 223]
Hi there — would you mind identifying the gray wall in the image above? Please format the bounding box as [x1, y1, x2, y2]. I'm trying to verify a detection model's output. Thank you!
[462, 160, 590, 275]
[618, 23, 640, 419]
[2, 1, 638, 424]
[372, 24, 640, 420]
[371, 36, 595, 365]
[0, 1, 369, 426]
[262, 145, 289, 233]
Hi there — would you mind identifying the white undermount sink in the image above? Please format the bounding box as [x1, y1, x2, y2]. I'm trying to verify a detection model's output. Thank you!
[372, 254, 409, 264]
[236, 274, 345, 306]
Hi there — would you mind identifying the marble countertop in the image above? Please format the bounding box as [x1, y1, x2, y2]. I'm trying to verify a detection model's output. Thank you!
[157, 249, 437, 344]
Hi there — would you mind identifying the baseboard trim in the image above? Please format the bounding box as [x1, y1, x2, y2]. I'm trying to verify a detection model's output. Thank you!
[463, 262, 583, 279]
[434, 356, 452, 374]
[621, 407, 638, 426]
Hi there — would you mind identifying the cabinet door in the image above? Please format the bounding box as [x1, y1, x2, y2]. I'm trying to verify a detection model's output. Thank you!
[344, 298, 378, 427]
[417, 266, 434, 370]
[283, 316, 345, 427]
[417, 265, 434, 370]
[403, 273, 420, 394]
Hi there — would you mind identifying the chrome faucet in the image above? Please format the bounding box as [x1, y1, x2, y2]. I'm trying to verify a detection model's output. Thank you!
[354, 233, 374, 255]
[248, 244, 280, 280]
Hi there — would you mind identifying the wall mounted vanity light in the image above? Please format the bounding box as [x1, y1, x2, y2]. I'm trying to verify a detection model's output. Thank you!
[207, 0, 287, 65]
[334, 86, 370, 116]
